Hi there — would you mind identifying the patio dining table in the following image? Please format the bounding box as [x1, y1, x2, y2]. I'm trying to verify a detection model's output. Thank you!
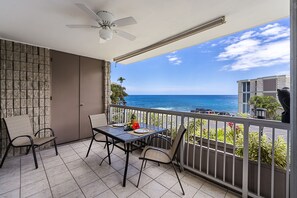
[92, 123, 167, 187]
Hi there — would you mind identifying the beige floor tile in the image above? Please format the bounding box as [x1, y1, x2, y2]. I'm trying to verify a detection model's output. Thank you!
[200, 182, 227, 198]
[225, 191, 241, 198]
[61, 189, 85, 198]
[21, 179, 49, 198]
[119, 165, 139, 178]
[141, 180, 168, 198]
[69, 165, 92, 178]
[48, 171, 73, 187]
[74, 146, 88, 154]
[128, 190, 149, 198]
[27, 188, 52, 198]
[43, 158, 64, 170]
[74, 170, 99, 187]
[95, 189, 117, 198]
[193, 190, 212, 198]
[171, 181, 198, 198]
[0, 167, 20, 181]
[111, 181, 138, 198]
[161, 190, 181, 198]
[93, 163, 116, 178]
[70, 142, 85, 149]
[0, 171, 20, 187]
[59, 150, 77, 158]
[45, 164, 68, 178]
[62, 154, 81, 163]
[0, 188, 20, 198]
[143, 165, 165, 179]
[165, 167, 186, 179]
[21, 170, 47, 187]
[101, 172, 123, 188]
[21, 162, 44, 175]
[0, 179, 19, 192]
[110, 159, 126, 170]
[81, 179, 108, 198]
[51, 179, 79, 198]
[66, 159, 87, 170]
[181, 173, 204, 189]
[129, 172, 152, 188]
[156, 172, 178, 189]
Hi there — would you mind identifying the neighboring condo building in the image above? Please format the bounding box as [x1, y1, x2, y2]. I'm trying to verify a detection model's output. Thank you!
[237, 75, 290, 114]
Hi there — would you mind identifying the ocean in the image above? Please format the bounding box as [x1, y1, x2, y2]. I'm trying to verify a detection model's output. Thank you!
[124, 95, 238, 113]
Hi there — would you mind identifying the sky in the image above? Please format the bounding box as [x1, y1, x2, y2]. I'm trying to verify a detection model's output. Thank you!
[111, 17, 290, 95]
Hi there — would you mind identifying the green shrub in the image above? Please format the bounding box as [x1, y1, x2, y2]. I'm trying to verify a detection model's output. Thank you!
[235, 132, 287, 169]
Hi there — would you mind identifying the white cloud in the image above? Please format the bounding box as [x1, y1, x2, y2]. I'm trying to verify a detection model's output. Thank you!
[240, 31, 256, 40]
[217, 22, 290, 71]
[166, 52, 182, 65]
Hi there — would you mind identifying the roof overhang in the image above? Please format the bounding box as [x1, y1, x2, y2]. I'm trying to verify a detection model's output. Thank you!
[0, 0, 289, 63]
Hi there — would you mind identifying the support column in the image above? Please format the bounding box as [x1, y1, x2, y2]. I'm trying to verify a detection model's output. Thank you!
[290, 0, 297, 197]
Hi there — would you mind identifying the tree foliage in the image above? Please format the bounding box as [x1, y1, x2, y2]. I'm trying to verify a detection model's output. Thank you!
[249, 95, 281, 119]
[110, 83, 128, 105]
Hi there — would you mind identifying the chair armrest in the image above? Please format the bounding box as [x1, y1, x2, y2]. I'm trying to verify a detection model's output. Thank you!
[143, 147, 172, 162]
[34, 128, 55, 137]
[148, 135, 172, 147]
[11, 135, 34, 145]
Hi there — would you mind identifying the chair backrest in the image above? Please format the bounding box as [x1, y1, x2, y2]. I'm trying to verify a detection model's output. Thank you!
[3, 115, 34, 141]
[169, 125, 187, 159]
[89, 114, 107, 135]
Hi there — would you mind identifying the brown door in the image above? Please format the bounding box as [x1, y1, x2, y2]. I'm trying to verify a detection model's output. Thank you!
[51, 51, 80, 144]
[79, 57, 104, 139]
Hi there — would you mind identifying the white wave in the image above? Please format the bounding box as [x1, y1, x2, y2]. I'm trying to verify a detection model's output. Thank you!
[153, 107, 174, 111]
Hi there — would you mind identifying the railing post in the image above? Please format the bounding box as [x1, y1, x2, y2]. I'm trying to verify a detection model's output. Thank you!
[109, 106, 113, 123]
[242, 122, 249, 198]
[123, 108, 126, 123]
[146, 111, 149, 125]
[180, 114, 185, 171]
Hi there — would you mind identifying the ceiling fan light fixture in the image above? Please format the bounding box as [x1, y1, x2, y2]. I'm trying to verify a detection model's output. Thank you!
[99, 28, 113, 40]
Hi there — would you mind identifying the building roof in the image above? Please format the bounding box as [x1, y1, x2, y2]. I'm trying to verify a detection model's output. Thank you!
[0, 0, 289, 63]
[237, 75, 290, 83]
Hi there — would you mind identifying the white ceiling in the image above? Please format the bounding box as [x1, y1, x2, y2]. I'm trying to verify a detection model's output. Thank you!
[0, 0, 289, 64]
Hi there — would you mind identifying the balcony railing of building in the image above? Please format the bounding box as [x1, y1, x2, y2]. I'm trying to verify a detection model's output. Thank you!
[109, 104, 290, 198]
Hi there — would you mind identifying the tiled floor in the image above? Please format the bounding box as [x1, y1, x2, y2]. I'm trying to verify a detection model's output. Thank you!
[0, 139, 240, 198]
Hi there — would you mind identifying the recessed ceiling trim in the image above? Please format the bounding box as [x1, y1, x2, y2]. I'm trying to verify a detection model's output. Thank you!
[114, 16, 226, 63]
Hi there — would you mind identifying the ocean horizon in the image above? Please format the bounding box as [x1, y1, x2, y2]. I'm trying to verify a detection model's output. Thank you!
[124, 95, 238, 113]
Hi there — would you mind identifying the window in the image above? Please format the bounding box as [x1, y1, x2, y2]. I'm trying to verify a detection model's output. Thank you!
[243, 93, 247, 103]
[243, 82, 246, 92]
[241, 81, 250, 113]
[247, 82, 250, 92]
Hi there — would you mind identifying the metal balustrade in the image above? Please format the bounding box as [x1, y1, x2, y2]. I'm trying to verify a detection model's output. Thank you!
[109, 104, 290, 198]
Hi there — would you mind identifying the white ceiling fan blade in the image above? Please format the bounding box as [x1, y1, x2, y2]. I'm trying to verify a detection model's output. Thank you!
[99, 38, 107, 44]
[66, 25, 99, 28]
[113, 17, 137, 27]
[114, 29, 136, 41]
[75, 3, 102, 22]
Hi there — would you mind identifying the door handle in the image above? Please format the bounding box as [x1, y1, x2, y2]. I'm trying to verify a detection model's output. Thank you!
[80, 103, 84, 107]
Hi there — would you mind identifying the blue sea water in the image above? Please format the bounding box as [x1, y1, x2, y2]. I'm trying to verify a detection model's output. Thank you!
[124, 95, 238, 113]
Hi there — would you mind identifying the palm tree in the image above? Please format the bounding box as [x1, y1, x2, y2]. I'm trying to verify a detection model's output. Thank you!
[117, 77, 126, 87]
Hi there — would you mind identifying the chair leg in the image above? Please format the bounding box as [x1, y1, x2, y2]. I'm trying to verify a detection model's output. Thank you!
[86, 137, 94, 158]
[144, 160, 148, 169]
[136, 159, 145, 187]
[172, 162, 185, 195]
[26, 146, 31, 155]
[53, 139, 58, 156]
[32, 146, 38, 169]
[0, 143, 11, 168]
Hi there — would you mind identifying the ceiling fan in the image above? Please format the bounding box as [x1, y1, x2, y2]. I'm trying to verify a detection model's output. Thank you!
[67, 3, 137, 42]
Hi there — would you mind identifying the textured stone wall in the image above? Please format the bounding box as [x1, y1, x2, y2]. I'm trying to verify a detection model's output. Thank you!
[104, 61, 111, 114]
[0, 39, 51, 157]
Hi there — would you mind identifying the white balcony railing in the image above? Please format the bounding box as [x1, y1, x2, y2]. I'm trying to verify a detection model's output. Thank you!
[109, 104, 290, 198]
